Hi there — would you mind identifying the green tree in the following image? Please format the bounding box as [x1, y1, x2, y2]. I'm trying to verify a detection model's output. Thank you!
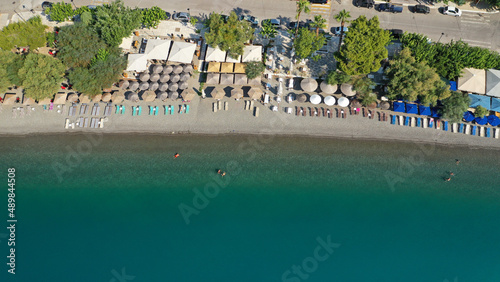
[17, 53, 66, 101]
[5, 53, 24, 86]
[245, 61, 265, 79]
[46, 2, 75, 22]
[205, 12, 254, 59]
[326, 70, 351, 85]
[294, 28, 326, 60]
[93, 0, 142, 47]
[352, 76, 377, 106]
[57, 23, 106, 68]
[474, 105, 488, 118]
[310, 15, 327, 37]
[141, 6, 166, 29]
[335, 16, 391, 75]
[385, 47, 450, 106]
[334, 9, 351, 52]
[295, 0, 311, 36]
[0, 50, 21, 92]
[260, 19, 278, 39]
[440, 91, 471, 122]
[485, 0, 500, 8]
[0, 16, 47, 50]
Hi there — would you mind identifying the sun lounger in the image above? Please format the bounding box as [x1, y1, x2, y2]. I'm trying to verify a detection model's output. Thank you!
[471, 125, 477, 136]
[327, 109, 332, 118]
[254, 106, 259, 117]
[391, 115, 396, 125]
[170, 105, 174, 115]
[410, 117, 415, 127]
[104, 105, 112, 116]
[436, 120, 441, 130]
[416, 118, 421, 127]
[342, 109, 346, 119]
[186, 105, 190, 114]
[349, 107, 353, 115]
[296, 106, 299, 116]
[495, 128, 499, 139]
[443, 121, 449, 131]
[149, 106, 154, 115]
[78, 117, 84, 128]
[138, 106, 142, 116]
[479, 126, 484, 137]
[115, 105, 121, 114]
[99, 118, 104, 128]
[65, 118, 69, 129]
[90, 118, 95, 128]
[83, 104, 89, 115]
[486, 127, 491, 138]
[452, 123, 457, 133]
[132, 106, 136, 116]
[84, 117, 89, 128]
[464, 124, 470, 134]
[315, 107, 319, 117]
[80, 105, 86, 115]
[404, 116, 410, 126]
[213, 102, 218, 112]
[121, 106, 125, 114]
[224, 102, 228, 111]
[459, 123, 464, 133]
[429, 118, 434, 128]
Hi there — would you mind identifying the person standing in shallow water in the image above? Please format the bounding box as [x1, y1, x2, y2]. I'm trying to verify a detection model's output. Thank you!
[174, 153, 180, 159]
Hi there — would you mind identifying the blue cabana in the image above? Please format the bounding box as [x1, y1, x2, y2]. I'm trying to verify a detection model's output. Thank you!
[393, 101, 405, 113]
[469, 94, 490, 110]
[431, 107, 440, 118]
[491, 97, 500, 112]
[449, 81, 457, 91]
[463, 111, 475, 122]
[487, 115, 500, 126]
[406, 103, 418, 114]
[419, 105, 431, 116]
[475, 116, 488, 125]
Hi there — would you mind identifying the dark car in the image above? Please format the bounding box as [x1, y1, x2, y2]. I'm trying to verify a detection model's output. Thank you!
[309, 0, 328, 3]
[41, 1, 52, 9]
[413, 4, 431, 14]
[165, 12, 171, 20]
[376, 3, 403, 13]
[387, 29, 403, 39]
[288, 21, 309, 29]
[354, 0, 375, 8]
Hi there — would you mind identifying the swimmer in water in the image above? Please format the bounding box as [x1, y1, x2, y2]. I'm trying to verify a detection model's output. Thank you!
[174, 153, 180, 158]
[217, 169, 221, 174]
[221, 171, 226, 177]
[445, 177, 451, 182]
[456, 159, 460, 165]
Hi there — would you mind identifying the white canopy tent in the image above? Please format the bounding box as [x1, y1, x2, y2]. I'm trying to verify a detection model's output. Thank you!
[168, 41, 197, 64]
[242, 45, 262, 62]
[486, 69, 500, 98]
[144, 39, 172, 60]
[126, 54, 148, 72]
[225, 53, 241, 63]
[205, 46, 226, 62]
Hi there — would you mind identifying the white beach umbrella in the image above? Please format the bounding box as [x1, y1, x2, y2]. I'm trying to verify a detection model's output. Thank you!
[338, 97, 349, 107]
[310, 94, 321, 105]
[324, 95, 336, 106]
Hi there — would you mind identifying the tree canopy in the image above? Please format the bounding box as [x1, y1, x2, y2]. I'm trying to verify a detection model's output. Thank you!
[93, 0, 142, 47]
[0, 16, 47, 50]
[439, 91, 470, 122]
[295, 0, 311, 36]
[326, 70, 351, 85]
[335, 16, 391, 75]
[474, 105, 488, 118]
[141, 6, 167, 29]
[0, 50, 22, 92]
[205, 12, 254, 59]
[17, 53, 66, 101]
[310, 15, 327, 36]
[293, 28, 325, 60]
[57, 23, 106, 68]
[260, 19, 278, 39]
[245, 61, 265, 79]
[385, 47, 450, 106]
[46, 2, 74, 22]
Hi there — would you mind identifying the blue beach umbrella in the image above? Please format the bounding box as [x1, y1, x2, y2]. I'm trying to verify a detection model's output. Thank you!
[393, 101, 405, 112]
[487, 115, 500, 126]
[475, 116, 488, 125]
[405, 103, 418, 114]
[431, 107, 440, 118]
[463, 111, 475, 122]
[418, 105, 431, 116]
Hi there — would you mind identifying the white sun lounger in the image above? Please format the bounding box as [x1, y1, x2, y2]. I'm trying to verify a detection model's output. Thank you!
[64, 118, 70, 129]
[224, 102, 228, 111]
[99, 118, 104, 128]
[495, 128, 499, 139]
[398, 115, 403, 126]
[464, 124, 470, 135]
[452, 123, 458, 133]
[479, 126, 484, 137]
[213, 102, 218, 113]
[254, 106, 259, 117]
[84, 117, 89, 128]
[410, 117, 415, 127]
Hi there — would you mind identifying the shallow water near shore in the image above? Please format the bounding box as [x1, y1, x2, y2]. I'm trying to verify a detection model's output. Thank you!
[1, 134, 499, 281]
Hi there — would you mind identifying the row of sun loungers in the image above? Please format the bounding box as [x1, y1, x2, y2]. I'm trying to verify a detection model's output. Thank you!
[65, 117, 103, 129]
[212, 101, 228, 113]
[295, 107, 348, 119]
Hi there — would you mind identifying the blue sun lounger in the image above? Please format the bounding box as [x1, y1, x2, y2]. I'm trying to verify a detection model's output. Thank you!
[459, 123, 464, 133]
[416, 118, 421, 127]
[443, 121, 449, 131]
[185, 105, 190, 114]
[154, 106, 158, 116]
[121, 106, 125, 114]
[429, 119, 434, 128]
[471, 125, 477, 136]
[391, 115, 396, 125]
[170, 106, 174, 115]
[486, 127, 491, 137]
[164, 106, 168, 115]
[137, 106, 142, 116]
[132, 106, 136, 116]
[149, 106, 154, 115]
[116, 105, 121, 114]
[405, 116, 410, 126]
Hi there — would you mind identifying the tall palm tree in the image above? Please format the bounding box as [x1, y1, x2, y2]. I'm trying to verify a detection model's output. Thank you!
[310, 15, 327, 36]
[334, 9, 351, 52]
[295, 0, 311, 36]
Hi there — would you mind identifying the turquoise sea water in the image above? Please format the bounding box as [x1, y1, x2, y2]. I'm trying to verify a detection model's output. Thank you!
[1, 134, 500, 282]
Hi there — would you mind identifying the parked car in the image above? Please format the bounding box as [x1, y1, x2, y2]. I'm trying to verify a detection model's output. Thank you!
[41, 1, 52, 9]
[288, 21, 309, 29]
[332, 26, 348, 35]
[239, 15, 259, 26]
[173, 12, 190, 21]
[220, 14, 230, 23]
[442, 6, 461, 16]
[309, 0, 328, 3]
[354, 0, 375, 8]
[165, 12, 171, 20]
[376, 3, 403, 13]
[264, 19, 281, 29]
[412, 4, 430, 14]
[387, 29, 403, 39]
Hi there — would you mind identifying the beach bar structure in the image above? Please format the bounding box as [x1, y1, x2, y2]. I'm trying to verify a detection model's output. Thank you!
[53, 93, 67, 104]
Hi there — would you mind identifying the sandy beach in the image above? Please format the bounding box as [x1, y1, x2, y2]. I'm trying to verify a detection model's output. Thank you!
[2, 95, 500, 150]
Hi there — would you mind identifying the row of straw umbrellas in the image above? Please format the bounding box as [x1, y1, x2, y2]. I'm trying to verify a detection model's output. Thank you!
[126, 88, 197, 102]
[119, 80, 189, 92]
[209, 87, 264, 100]
[300, 78, 356, 96]
[148, 64, 193, 75]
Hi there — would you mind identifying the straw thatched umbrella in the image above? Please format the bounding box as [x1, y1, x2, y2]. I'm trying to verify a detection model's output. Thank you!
[149, 82, 159, 91]
[173, 65, 183, 74]
[248, 76, 261, 86]
[320, 81, 337, 94]
[207, 62, 221, 73]
[160, 74, 170, 83]
[163, 65, 173, 74]
[53, 93, 67, 104]
[92, 94, 102, 102]
[126, 91, 139, 102]
[179, 81, 188, 90]
[380, 101, 390, 110]
[234, 74, 247, 85]
[338, 97, 350, 107]
[152, 64, 163, 73]
[168, 91, 179, 100]
[368, 101, 377, 109]
[79, 95, 91, 103]
[180, 73, 190, 82]
[169, 83, 179, 92]
[211, 87, 226, 100]
[142, 90, 156, 102]
[183, 64, 193, 73]
[150, 73, 160, 82]
[310, 94, 322, 105]
[233, 63, 245, 74]
[296, 94, 307, 103]
[159, 83, 169, 92]
[301, 78, 318, 92]
[157, 91, 168, 101]
[37, 97, 52, 105]
[139, 73, 150, 82]
[101, 92, 112, 102]
[139, 81, 149, 90]
[22, 97, 35, 105]
[112, 90, 125, 103]
[67, 93, 79, 103]
[231, 88, 244, 100]
[3, 94, 17, 105]
[341, 83, 356, 96]
[221, 62, 233, 73]
[324, 95, 336, 106]
[206, 73, 220, 84]
[247, 87, 263, 100]
[351, 99, 361, 108]
[170, 74, 180, 83]
[129, 81, 139, 91]
[119, 80, 129, 89]
[220, 73, 234, 85]
[181, 89, 196, 101]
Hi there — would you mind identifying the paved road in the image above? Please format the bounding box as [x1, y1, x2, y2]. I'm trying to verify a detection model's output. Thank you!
[2, 0, 499, 51]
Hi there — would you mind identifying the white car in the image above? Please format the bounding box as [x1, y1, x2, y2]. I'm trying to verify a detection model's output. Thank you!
[443, 6, 461, 17]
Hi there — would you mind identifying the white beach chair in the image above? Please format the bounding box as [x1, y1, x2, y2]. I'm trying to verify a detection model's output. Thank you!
[423, 118, 428, 128]
[398, 115, 403, 126]
[224, 102, 228, 111]
[286, 107, 292, 114]
[272, 106, 278, 112]
[452, 123, 458, 133]
[465, 124, 470, 135]
[495, 128, 500, 139]
[479, 126, 484, 137]
[64, 118, 70, 129]
[264, 94, 270, 104]
[254, 106, 259, 117]
[213, 102, 218, 113]
[410, 117, 415, 127]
